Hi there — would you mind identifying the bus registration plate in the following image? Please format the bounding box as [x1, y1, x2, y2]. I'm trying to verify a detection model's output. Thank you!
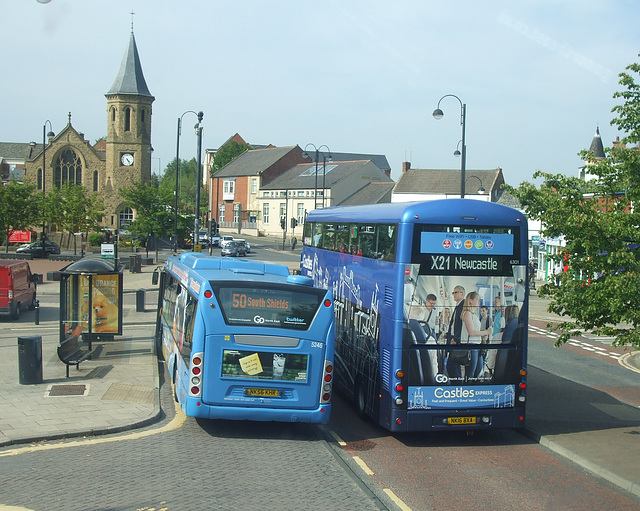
[246, 388, 280, 398]
[447, 416, 476, 425]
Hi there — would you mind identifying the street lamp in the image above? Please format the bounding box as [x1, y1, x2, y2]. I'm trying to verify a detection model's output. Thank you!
[465, 175, 486, 195]
[302, 143, 332, 209]
[174, 110, 203, 253]
[454, 140, 462, 157]
[433, 94, 467, 198]
[194, 112, 204, 243]
[41, 120, 55, 257]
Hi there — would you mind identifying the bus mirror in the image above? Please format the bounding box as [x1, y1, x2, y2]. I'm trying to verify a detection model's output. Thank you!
[152, 269, 159, 286]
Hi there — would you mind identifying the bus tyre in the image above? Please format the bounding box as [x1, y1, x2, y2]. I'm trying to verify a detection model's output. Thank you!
[355, 380, 368, 420]
[11, 303, 20, 321]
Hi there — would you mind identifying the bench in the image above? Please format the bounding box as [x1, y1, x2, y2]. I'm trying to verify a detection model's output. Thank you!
[57, 335, 97, 378]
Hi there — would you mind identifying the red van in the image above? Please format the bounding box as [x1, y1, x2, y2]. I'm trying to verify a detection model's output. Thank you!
[0, 260, 38, 320]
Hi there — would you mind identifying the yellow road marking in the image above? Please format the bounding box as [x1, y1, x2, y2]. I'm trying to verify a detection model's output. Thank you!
[383, 489, 412, 510]
[329, 430, 347, 446]
[352, 455, 374, 475]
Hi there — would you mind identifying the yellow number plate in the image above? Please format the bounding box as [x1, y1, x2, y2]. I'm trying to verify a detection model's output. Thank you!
[245, 388, 280, 397]
[447, 416, 476, 425]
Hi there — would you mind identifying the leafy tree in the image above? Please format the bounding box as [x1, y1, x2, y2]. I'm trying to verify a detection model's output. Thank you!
[47, 185, 106, 254]
[210, 141, 250, 175]
[0, 180, 39, 252]
[507, 55, 640, 349]
[157, 156, 207, 240]
[119, 180, 175, 242]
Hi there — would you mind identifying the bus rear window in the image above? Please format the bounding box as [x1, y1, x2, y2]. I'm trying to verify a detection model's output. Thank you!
[212, 283, 325, 330]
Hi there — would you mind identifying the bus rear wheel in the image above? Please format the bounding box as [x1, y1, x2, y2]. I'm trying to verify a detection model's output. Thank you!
[355, 380, 368, 420]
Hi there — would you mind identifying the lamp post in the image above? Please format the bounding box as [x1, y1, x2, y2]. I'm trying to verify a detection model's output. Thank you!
[465, 175, 486, 196]
[194, 111, 204, 243]
[174, 110, 202, 254]
[433, 94, 467, 198]
[302, 143, 332, 209]
[41, 120, 54, 257]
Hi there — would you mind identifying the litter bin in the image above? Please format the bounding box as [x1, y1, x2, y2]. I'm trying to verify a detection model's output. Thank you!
[18, 336, 43, 385]
[129, 255, 141, 273]
[136, 289, 145, 312]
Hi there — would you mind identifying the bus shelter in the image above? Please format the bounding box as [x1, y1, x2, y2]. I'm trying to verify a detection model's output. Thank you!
[59, 259, 123, 348]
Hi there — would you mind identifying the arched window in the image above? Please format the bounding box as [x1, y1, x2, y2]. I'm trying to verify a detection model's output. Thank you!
[93, 171, 99, 192]
[124, 107, 131, 132]
[111, 107, 116, 122]
[54, 149, 82, 188]
[119, 207, 134, 229]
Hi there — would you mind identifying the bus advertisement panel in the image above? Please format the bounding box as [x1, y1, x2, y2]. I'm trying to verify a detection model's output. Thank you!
[404, 226, 526, 414]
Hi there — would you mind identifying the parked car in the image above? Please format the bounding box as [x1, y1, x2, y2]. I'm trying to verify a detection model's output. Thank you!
[235, 239, 251, 253]
[15, 241, 60, 258]
[0, 260, 38, 319]
[221, 240, 247, 257]
[220, 235, 235, 248]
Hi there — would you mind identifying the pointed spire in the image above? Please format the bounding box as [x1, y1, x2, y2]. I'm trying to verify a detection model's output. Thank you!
[588, 126, 605, 159]
[107, 31, 152, 97]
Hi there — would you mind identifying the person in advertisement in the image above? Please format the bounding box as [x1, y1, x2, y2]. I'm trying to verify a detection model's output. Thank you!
[445, 285, 466, 380]
[460, 291, 492, 381]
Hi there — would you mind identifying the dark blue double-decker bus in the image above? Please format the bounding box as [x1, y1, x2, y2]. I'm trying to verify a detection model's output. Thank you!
[301, 199, 528, 432]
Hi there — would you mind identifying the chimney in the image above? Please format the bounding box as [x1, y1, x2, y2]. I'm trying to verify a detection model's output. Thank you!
[402, 161, 411, 173]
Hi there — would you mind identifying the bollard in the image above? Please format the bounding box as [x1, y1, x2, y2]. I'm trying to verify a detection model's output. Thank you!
[136, 289, 145, 312]
[34, 300, 40, 325]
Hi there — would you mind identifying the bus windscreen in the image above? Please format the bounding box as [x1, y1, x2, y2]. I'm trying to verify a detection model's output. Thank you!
[212, 283, 326, 330]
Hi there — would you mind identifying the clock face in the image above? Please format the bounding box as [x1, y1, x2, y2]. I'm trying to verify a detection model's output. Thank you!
[121, 153, 134, 166]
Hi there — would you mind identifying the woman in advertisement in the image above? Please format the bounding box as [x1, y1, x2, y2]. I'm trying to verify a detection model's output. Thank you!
[460, 291, 492, 381]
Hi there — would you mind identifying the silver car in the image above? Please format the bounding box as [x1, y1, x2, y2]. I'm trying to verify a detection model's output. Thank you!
[221, 240, 247, 257]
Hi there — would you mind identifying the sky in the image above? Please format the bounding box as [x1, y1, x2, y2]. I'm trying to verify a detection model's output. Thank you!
[3, 0, 640, 186]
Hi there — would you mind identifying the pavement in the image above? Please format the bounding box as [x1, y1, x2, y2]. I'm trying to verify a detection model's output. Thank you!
[1, 255, 640, 502]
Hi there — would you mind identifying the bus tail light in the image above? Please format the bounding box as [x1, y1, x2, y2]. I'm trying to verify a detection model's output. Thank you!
[320, 359, 333, 404]
[189, 352, 204, 398]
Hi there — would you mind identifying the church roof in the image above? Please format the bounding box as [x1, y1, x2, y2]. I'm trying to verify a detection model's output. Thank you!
[588, 127, 605, 159]
[106, 31, 153, 97]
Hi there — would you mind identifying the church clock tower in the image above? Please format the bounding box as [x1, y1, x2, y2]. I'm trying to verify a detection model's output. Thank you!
[105, 29, 154, 219]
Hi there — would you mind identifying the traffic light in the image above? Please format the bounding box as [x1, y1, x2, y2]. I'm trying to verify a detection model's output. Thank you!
[290, 217, 298, 229]
[280, 217, 286, 230]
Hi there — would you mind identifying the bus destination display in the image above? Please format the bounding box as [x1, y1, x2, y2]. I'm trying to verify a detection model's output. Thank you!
[418, 231, 516, 275]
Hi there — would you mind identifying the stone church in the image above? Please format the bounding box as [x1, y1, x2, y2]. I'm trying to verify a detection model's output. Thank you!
[24, 29, 154, 233]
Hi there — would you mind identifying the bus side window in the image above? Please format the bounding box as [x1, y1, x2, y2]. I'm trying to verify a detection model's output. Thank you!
[311, 223, 322, 247]
[378, 224, 396, 261]
[336, 225, 348, 253]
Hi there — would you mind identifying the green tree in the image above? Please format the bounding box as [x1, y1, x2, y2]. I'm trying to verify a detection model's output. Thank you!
[507, 55, 640, 349]
[0, 180, 39, 252]
[158, 157, 207, 240]
[210, 141, 250, 175]
[47, 185, 106, 254]
[119, 180, 175, 241]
